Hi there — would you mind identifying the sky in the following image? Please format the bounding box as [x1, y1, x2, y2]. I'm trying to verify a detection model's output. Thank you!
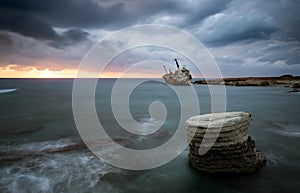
[0, 0, 300, 78]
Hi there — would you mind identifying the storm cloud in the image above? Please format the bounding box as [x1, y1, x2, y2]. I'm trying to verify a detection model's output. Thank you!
[0, 0, 299, 76]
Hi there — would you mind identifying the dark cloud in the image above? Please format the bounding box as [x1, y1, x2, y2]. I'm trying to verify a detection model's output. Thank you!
[183, 0, 232, 27]
[2, 0, 291, 48]
[0, 0, 124, 28]
[1, 0, 299, 45]
[0, 0, 178, 31]
[0, 30, 92, 71]
[50, 29, 90, 48]
[0, 8, 58, 40]
[251, 0, 300, 41]
[0, 5, 90, 48]
[0, 31, 14, 46]
[205, 27, 278, 47]
[193, 1, 280, 46]
[0, 0, 122, 47]
[0, 0, 299, 76]
[286, 55, 300, 65]
[257, 41, 300, 65]
[62, 29, 89, 43]
[0, 0, 180, 48]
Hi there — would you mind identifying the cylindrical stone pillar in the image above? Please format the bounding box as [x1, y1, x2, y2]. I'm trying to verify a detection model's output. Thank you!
[185, 112, 266, 173]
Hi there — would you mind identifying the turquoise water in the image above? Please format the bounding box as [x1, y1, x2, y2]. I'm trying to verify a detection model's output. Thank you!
[0, 78, 299, 193]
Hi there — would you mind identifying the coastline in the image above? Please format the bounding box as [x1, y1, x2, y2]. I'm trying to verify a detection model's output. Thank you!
[193, 75, 300, 88]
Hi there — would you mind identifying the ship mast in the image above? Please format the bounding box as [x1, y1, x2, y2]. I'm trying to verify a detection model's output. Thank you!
[174, 59, 180, 69]
[163, 65, 168, 74]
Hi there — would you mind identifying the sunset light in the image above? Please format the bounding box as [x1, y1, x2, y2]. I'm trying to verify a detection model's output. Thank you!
[38, 69, 55, 78]
[0, 65, 163, 78]
[0, 65, 78, 78]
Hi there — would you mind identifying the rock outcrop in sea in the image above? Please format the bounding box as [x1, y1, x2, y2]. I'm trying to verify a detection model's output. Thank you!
[185, 112, 266, 174]
[193, 75, 300, 87]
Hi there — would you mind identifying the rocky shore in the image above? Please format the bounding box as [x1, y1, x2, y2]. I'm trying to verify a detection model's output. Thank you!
[185, 112, 266, 174]
[193, 75, 300, 88]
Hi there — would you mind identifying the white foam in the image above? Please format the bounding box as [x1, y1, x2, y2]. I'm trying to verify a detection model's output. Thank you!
[0, 149, 120, 192]
[0, 88, 17, 94]
[265, 152, 281, 167]
[267, 123, 300, 138]
[11, 174, 51, 193]
[265, 152, 300, 168]
[140, 118, 162, 134]
[38, 138, 75, 151]
[278, 131, 300, 137]
[0, 138, 75, 152]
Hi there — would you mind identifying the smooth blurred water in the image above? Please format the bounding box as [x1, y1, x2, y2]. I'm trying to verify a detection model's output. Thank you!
[0, 78, 299, 193]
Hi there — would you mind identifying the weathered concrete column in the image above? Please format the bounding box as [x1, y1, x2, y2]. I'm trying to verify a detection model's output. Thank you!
[185, 112, 266, 173]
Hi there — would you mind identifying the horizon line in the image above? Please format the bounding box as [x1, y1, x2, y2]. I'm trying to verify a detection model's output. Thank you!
[0, 74, 299, 79]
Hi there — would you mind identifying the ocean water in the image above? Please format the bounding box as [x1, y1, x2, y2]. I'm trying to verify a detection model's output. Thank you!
[0, 78, 300, 193]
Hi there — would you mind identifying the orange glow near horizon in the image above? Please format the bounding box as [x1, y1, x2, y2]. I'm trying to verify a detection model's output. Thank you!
[0, 65, 78, 78]
[0, 65, 163, 78]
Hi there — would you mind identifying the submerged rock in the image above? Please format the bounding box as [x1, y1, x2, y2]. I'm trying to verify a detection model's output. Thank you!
[292, 83, 300, 88]
[185, 112, 266, 174]
[288, 88, 299, 93]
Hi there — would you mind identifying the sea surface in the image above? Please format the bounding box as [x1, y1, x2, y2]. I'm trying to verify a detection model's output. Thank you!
[0, 78, 299, 193]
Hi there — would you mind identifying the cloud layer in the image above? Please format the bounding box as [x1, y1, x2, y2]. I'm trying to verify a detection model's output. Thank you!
[0, 0, 299, 76]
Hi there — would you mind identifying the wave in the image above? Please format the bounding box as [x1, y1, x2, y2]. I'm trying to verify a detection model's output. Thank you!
[0, 152, 119, 193]
[0, 138, 75, 152]
[265, 151, 300, 168]
[0, 138, 122, 192]
[266, 123, 300, 138]
[0, 88, 17, 94]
